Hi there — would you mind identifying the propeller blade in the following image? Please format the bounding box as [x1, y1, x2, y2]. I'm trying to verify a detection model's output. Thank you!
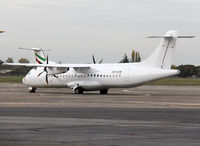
[44, 67, 47, 72]
[92, 54, 96, 64]
[53, 75, 58, 78]
[99, 59, 103, 64]
[37, 71, 45, 77]
[46, 54, 49, 64]
[46, 74, 48, 84]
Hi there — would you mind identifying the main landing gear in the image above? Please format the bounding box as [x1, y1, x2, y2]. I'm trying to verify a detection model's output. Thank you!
[74, 88, 108, 94]
[29, 87, 37, 93]
[100, 89, 108, 94]
[74, 87, 84, 94]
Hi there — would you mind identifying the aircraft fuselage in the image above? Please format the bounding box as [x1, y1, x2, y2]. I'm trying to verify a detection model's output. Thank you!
[23, 63, 179, 91]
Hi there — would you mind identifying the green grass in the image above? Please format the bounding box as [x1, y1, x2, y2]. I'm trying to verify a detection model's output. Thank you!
[148, 78, 200, 86]
[0, 76, 23, 83]
[0, 76, 200, 86]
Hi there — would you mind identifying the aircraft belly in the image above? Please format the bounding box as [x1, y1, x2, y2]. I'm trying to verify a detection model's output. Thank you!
[66, 80, 103, 90]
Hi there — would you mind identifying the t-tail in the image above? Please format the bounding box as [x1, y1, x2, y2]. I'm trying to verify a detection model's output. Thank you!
[19, 47, 50, 64]
[140, 30, 195, 69]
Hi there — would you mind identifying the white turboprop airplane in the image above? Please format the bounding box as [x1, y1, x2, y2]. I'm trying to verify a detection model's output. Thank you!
[3, 30, 195, 94]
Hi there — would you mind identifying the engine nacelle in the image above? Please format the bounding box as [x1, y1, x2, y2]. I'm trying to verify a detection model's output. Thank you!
[47, 67, 69, 75]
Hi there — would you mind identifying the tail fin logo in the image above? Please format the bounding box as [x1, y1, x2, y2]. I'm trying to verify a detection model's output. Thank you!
[35, 53, 46, 64]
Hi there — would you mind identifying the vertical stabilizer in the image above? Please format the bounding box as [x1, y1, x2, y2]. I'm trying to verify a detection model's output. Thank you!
[19, 48, 49, 64]
[140, 30, 195, 69]
[33, 48, 47, 64]
[141, 30, 178, 69]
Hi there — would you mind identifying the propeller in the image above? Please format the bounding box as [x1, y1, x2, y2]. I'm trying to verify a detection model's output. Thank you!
[37, 54, 49, 84]
[53, 75, 58, 78]
[92, 54, 96, 64]
[99, 59, 103, 64]
[37, 55, 60, 83]
[92, 54, 103, 64]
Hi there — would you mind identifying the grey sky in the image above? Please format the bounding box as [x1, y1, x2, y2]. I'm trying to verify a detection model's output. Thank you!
[0, 0, 199, 65]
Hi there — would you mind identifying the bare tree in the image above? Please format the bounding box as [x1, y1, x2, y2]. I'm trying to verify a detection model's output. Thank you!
[5, 58, 14, 63]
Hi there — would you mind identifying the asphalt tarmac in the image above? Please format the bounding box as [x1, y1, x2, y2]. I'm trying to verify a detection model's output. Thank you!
[0, 83, 200, 146]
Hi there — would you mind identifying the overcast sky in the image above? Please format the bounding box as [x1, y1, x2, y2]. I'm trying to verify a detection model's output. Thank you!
[0, 0, 199, 65]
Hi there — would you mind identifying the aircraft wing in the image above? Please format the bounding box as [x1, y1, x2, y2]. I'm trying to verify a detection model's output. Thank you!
[3, 63, 90, 70]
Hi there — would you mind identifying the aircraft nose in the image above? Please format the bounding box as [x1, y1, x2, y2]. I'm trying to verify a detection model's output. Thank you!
[22, 77, 27, 84]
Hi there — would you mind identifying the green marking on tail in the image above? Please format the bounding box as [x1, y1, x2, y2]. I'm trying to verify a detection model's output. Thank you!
[35, 53, 46, 61]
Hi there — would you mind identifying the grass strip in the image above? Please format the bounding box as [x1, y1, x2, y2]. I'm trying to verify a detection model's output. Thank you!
[148, 78, 200, 86]
[0, 76, 23, 83]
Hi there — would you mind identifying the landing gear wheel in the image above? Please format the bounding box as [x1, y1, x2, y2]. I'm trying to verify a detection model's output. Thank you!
[29, 87, 36, 93]
[100, 89, 108, 94]
[74, 88, 84, 94]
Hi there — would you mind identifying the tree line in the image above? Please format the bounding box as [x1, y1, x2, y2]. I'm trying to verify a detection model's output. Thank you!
[120, 50, 141, 63]
[1, 50, 200, 78]
[0, 57, 31, 76]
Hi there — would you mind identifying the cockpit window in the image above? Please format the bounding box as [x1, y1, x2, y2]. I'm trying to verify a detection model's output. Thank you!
[27, 69, 33, 76]
[27, 71, 31, 75]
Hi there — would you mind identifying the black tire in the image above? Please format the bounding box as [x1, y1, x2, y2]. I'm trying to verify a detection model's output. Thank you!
[29, 87, 36, 93]
[100, 89, 108, 94]
[74, 88, 84, 94]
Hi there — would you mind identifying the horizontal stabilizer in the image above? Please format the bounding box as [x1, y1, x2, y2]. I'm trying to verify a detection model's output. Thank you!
[19, 47, 50, 51]
[147, 35, 195, 39]
[177, 36, 195, 38]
